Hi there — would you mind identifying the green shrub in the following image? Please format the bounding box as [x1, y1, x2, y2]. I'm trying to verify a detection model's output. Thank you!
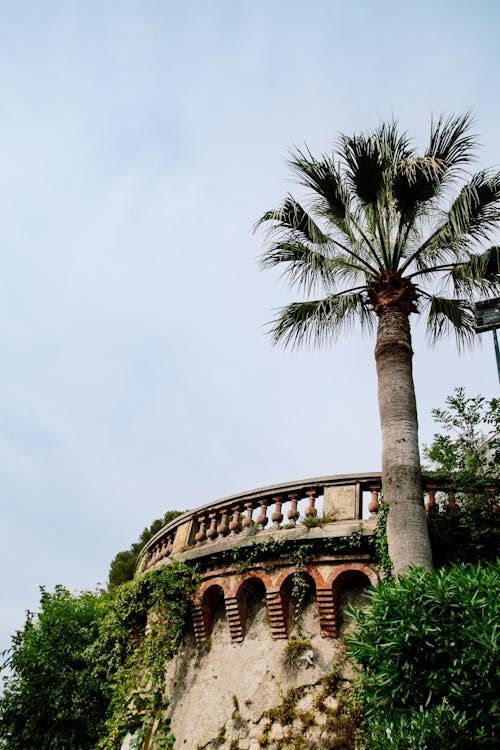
[0, 586, 107, 750]
[347, 563, 500, 749]
[427, 494, 500, 566]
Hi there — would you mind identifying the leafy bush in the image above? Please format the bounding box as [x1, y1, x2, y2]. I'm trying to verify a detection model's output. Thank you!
[0, 561, 199, 750]
[347, 563, 500, 749]
[0, 586, 107, 750]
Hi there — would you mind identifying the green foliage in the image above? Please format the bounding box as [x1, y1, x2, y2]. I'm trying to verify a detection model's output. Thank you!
[0, 586, 108, 750]
[423, 388, 500, 566]
[0, 561, 198, 750]
[427, 495, 500, 566]
[108, 510, 183, 589]
[108, 549, 138, 590]
[360, 701, 477, 750]
[225, 528, 367, 574]
[93, 560, 199, 750]
[373, 500, 392, 577]
[215, 724, 226, 745]
[424, 387, 499, 481]
[300, 512, 335, 528]
[283, 638, 312, 670]
[257, 115, 500, 350]
[347, 563, 500, 749]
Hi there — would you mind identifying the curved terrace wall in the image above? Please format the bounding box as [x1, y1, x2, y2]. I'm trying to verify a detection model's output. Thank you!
[128, 472, 498, 749]
[137, 472, 478, 645]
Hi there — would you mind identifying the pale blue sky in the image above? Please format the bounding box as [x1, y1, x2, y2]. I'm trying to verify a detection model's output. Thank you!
[1, 0, 499, 654]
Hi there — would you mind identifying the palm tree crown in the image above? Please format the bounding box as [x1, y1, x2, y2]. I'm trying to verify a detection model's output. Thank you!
[256, 114, 500, 574]
[257, 114, 499, 348]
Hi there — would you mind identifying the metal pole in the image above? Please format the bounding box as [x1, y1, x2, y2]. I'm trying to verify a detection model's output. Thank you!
[493, 328, 500, 387]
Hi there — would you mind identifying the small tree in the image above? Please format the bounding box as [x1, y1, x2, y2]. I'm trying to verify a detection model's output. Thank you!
[423, 388, 499, 566]
[424, 386, 499, 481]
[0, 586, 107, 750]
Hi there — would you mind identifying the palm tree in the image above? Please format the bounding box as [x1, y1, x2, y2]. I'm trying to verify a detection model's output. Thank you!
[256, 114, 500, 574]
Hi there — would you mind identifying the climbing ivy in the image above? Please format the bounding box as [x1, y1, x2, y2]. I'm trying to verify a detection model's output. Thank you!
[372, 500, 392, 577]
[91, 561, 199, 750]
[222, 527, 368, 574]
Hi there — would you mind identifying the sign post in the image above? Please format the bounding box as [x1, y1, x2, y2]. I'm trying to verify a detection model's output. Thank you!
[474, 298, 500, 386]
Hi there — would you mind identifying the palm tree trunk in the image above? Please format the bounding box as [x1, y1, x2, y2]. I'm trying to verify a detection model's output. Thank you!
[375, 308, 433, 574]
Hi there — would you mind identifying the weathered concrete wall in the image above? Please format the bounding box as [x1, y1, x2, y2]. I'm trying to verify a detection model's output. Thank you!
[164, 589, 368, 750]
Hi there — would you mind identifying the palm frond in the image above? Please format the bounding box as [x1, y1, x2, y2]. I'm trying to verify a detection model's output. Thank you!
[423, 294, 475, 349]
[401, 170, 500, 272]
[254, 195, 330, 245]
[260, 241, 365, 293]
[339, 122, 415, 268]
[426, 112, 477, 177]
[338, 132, 385, 207]
[450, 246, 500, 295]
[288, 148, 350, 229]
[257, 194, 381, 275]
[336, 201, 386, 273]
[339, 121, 414, 203]
[258, 115, 499, 355]
[449, 171, 500, 239]
[392, 156, 446, 219]
[269, 291, 374, 348]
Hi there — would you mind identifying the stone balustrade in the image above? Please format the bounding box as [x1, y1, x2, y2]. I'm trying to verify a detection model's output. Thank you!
[138, 472, 498, 573]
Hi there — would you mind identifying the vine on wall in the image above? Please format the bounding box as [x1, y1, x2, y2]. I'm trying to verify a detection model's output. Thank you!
[222, 527, 367, 574]
[92, 561, 199, 750]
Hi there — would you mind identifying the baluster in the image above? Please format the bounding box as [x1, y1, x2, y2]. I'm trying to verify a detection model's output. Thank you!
[229, 504, 241, 534]
[158, 539, 167, 560]
[255, 499, 270, 530]
[195, 514, 207, 544]
[242, 501, 254, 529]
[217, 508, 229, 536]
[425, 484, 437, 512]
[271, 495, 283, 529]
[368, 484, 381, 515]
[165, 534, 174, 556]
[304, 489, 318, 518]
[206, 512, 218, 542]
[446, 490, 459, 512]
[287, 493, 300, 526]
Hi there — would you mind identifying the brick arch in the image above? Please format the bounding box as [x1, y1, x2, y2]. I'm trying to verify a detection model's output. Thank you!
[327, 563, 379, 589]
[199, 583, 226, 637]
[190, 561, 379, 644]
[235, 576, 268, 637]
[274, 564, 325, 591]
[234, 570, 273, 595]
[278, 569, 319, 636]
[330, 565, 377, 637]
[197, 577, 232, 600]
